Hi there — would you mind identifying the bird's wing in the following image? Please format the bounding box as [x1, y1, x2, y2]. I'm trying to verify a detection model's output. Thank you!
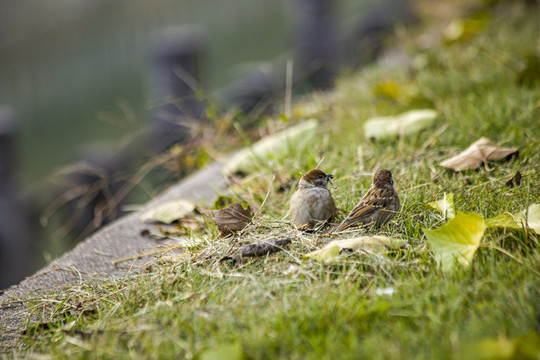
[335, 188, 395, 231]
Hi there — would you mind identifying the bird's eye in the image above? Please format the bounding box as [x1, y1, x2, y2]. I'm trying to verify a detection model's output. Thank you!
[318, 175, 324, 179]
[389, 179, 394, 185]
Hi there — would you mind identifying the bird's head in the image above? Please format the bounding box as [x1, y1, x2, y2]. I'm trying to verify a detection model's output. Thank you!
[301, 169, 334, 188]
[373, 169, 394, 189]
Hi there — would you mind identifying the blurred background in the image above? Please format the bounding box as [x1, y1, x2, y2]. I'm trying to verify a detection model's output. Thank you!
[0, 0, 415, 289]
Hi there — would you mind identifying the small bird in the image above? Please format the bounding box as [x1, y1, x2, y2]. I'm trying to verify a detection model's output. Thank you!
[331, 169, 400, 233]
[289, 169, 338, 230]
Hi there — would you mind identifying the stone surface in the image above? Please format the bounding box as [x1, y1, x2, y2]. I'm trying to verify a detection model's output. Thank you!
[0, 161, 228, 346]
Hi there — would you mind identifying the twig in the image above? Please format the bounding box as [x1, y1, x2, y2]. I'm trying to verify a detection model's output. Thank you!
[112, 244, 186, 265]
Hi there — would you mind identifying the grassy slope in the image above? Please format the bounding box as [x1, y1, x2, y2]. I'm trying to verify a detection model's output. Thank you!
[9, 1, 540, 359]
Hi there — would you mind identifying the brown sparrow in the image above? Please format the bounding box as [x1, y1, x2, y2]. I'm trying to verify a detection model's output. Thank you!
[331, 169, 400, 232]
[289, 169, 338, 229]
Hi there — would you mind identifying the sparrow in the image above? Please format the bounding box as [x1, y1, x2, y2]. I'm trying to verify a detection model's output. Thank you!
[331, 169, 400, 233]
[289, 169, 338, 230]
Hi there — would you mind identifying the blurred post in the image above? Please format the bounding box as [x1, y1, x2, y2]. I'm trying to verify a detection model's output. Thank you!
[294, 0, 340, 89]
[147, 26, 207, 153]
[0, 107, 30, 289]
[220, 0, 340, 115]
[50, 27, 209, 240]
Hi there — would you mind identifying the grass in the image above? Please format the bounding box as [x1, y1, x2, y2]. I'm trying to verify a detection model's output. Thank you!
[4, 0, 540, 358]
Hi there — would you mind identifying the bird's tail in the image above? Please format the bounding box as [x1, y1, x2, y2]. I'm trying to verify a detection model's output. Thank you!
[324, 222, 342, 235]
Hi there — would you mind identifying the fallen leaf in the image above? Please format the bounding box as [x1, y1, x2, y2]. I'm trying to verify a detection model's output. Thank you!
[139, 200, 196, 224]
[513, 203, 540, 233]
[486, 203, 540, 234]
[305, 243, 341, 263]
[222, 238, 292, 263]
[363, 109, 437, 140]
[200, 342, 243, 360]
[443, 12, 489, 44]
[485, 214, 523, 231]
[426, 193, 455, 219]
[223, 119, 318, 176]
[238, 238, 292, 257]
[423, 212, 486, 272]
[439, 138, 518, 171]
[212, 202, 253, 235]
[456, 332, 540, 360]
[305, 236, 407, 263]
[371, 81, 401, 100]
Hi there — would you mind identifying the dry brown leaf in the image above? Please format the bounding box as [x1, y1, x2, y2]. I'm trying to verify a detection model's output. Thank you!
[212, 202, 253, 235]
[221, 238, 292, 264]
[439, 137, 518, 171]
[238, 238, 292, 257]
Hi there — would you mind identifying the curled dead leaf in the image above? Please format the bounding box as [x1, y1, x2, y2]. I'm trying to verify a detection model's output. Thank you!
[212, 202, 253, 235]
[305, 236, 407, 263]
[221, 238, 292, 264]
[439, 137, 518, 171]
[239, 238, 292, 257]
[363, 109, 438, 140]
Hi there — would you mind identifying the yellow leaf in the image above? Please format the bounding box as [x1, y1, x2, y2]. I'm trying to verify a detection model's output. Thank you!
[457, 332, 540, 360]
[371, 81, 401, 100]
[423, 212, 486, 272]
[139, 200, 196, 224]
[513, 203, 540, 234]
[305, 236, 407, 263]
[458, 337, 515, 360]
[485, 214, 523, 231]
[486, 203, 539, 234]
[443, 12, 489, 44]
[426, 193, 455, 219]
[305, 243, 341, 263]
[363, 109, 437, 140]
[334, 236, 407, 252]
[201, 342, 243, 360]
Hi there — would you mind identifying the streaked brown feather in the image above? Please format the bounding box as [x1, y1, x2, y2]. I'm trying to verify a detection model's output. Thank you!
[331, 169, 400, 233]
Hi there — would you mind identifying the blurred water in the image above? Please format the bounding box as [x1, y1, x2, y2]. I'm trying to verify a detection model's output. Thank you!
[0, 0, 291, 186]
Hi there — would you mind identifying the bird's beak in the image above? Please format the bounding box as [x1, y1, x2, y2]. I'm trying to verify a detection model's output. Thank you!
[326, 174, 334, 182]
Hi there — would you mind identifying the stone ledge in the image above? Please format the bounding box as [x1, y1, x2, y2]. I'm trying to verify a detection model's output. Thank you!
[0, 161, 228, 342]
